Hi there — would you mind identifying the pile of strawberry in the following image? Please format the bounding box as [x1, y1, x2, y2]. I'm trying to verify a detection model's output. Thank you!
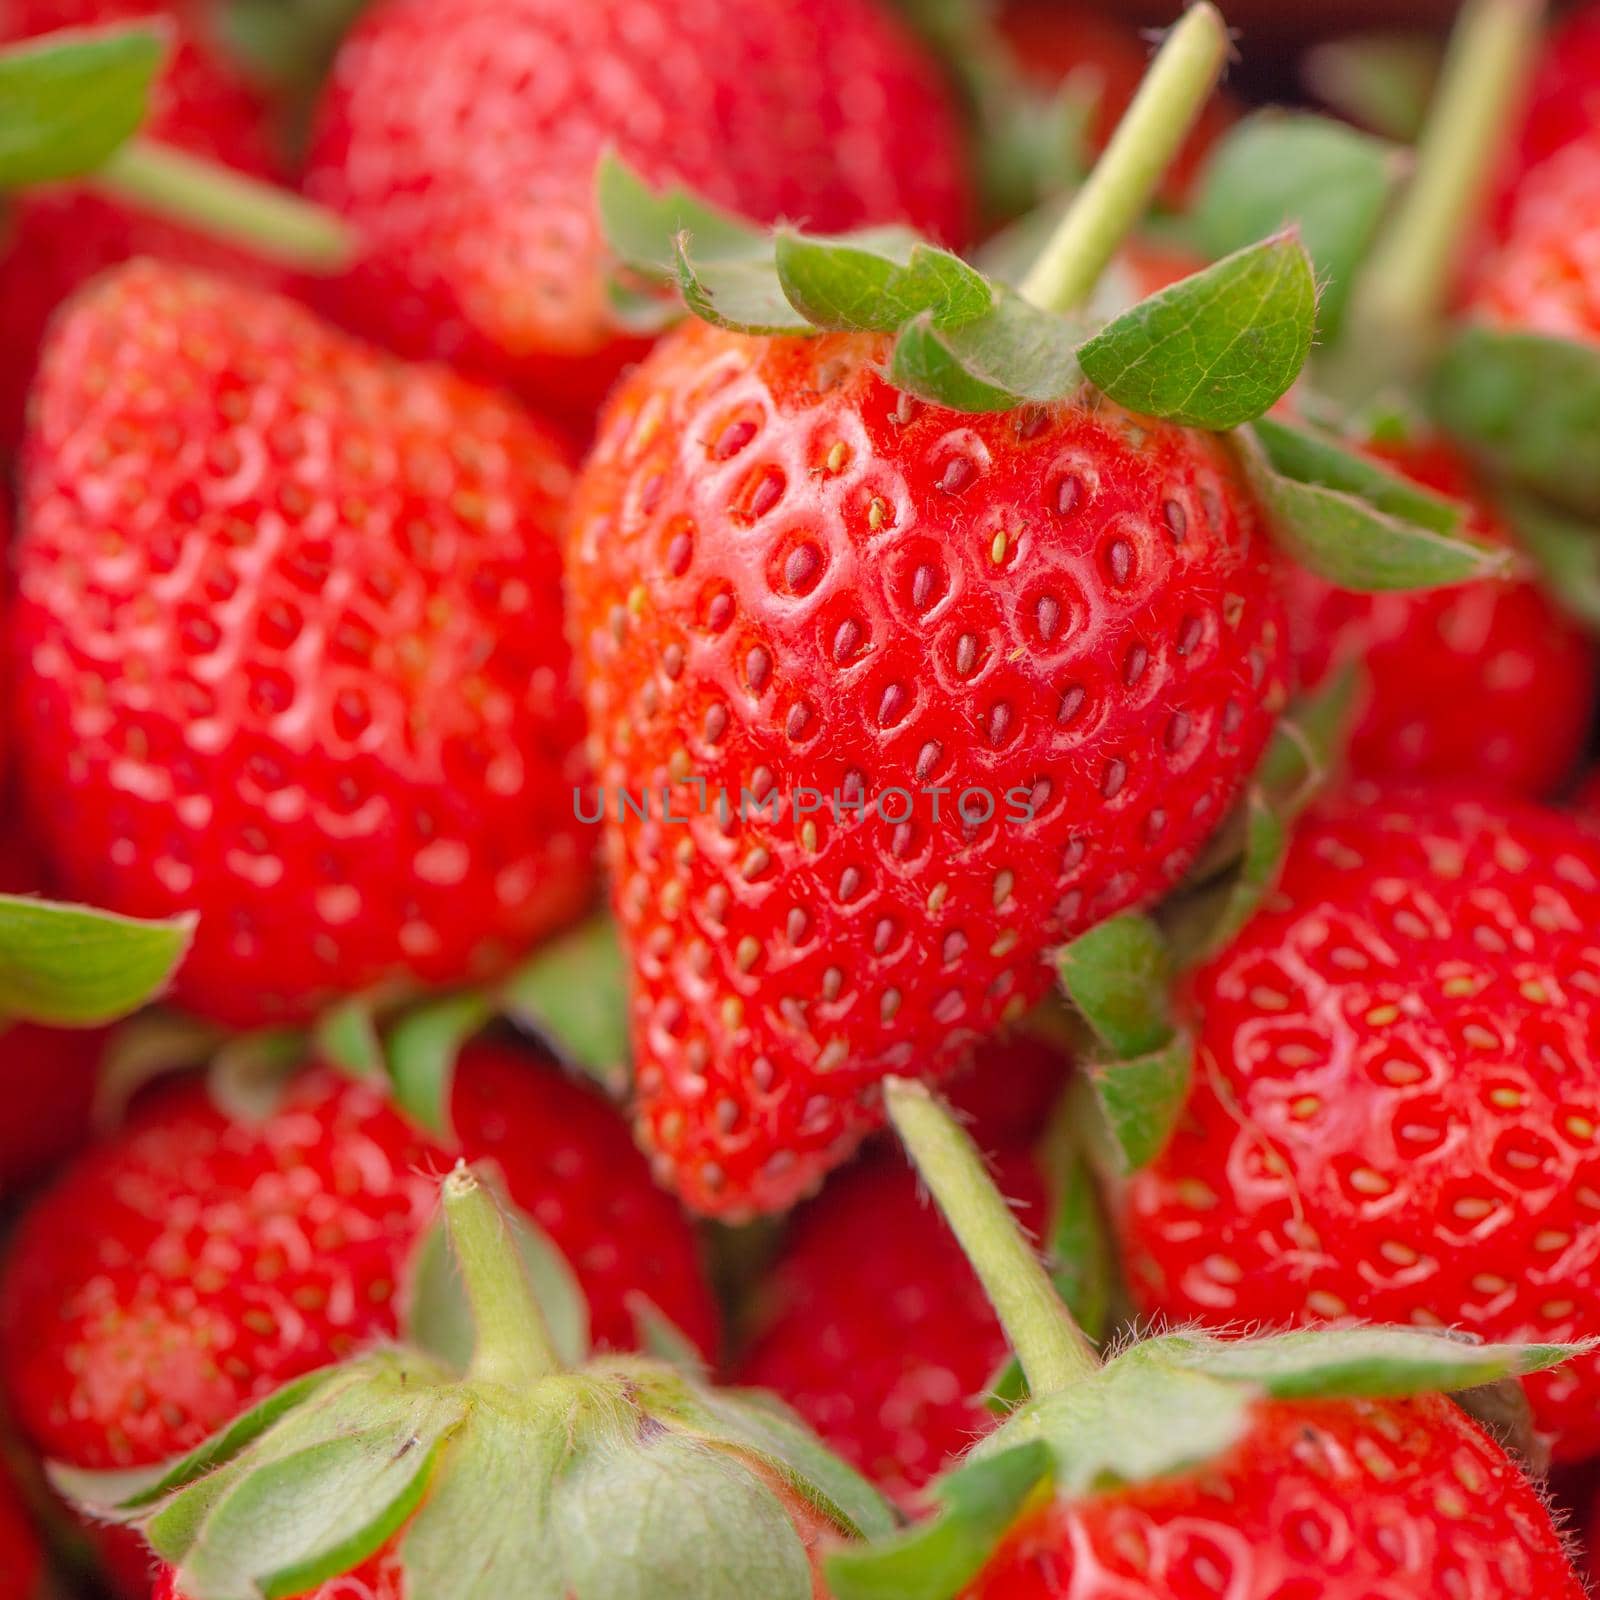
[5, 1, 1600, 1597]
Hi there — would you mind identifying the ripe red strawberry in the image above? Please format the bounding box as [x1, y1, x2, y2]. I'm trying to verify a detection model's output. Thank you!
[0, 0, 286, 449]
[1120, 785, 1600, 1460]
[302, 0, 972, 424]
[1503, 0, 1600, 206]
[0, 1041, 717, 1482]
[567, 317, 1288, 1217]
[738, 1140, 1046, 1513]
[1284, 434, 1596, 796]
[963, 1390, 1584, 1598]
[995, 1, 1233, 206]
[0, 1467, 49, 1600]
[12, 261, 595, 1027]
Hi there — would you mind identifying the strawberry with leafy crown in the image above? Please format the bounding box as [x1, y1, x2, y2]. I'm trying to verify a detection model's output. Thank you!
[1117, 785, 1600, 1462]
[12, 260, 595, 1028]
[0, 0, 288, 448]
[65, 1163, 891, 1600]
[567, 5, 1501, 1218]
[301, 0, 971, 426]
[736, 1031, 1070, 1511]
[821, 1078, 1589, 1600]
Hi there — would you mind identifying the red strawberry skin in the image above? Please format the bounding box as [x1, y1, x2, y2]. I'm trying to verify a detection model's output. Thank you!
[0, 1467, 48, 1600]
[568, 320, 1288, 1217]
[1121, 787, 1600, 1460]
[302, 0, 971, 423]
[13, 262, 595, 1027]
[0, 0, 286, 451]
[1284, 436, 1596, 797]
[967, 1392, 1584, 1598]
[0, 1044, 717, 1487]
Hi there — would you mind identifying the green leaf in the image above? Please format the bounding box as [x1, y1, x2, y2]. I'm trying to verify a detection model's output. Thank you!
[1053, 913, 1173, 1059]
[93, 1010, 226, 1125]
[824, 1442, 1053, 1600]
[1431, 327, 1600, 517]
[1039, 1111, 1113, 1345]
[0, 895, 192, 1026]
[1501, 490, 1600, 631]
[1163, 790, 1287, 970]
[1077, 234, 1317, 428]
[1192, 113, 1402, 339]
[1156, 1327, 1590, 1399]
[500, 916, 631, 1096]
[407, 1201, 589, 1372]
[217, 0, 367, 95]
[1087, 1031, 1193, 1173]
[891, 292, 1084, 411]
[0, 24, 166, 188]
[774, 227, 992, 333]
[674, 232, 810, 335]
[207, 1029, 307, 1125]
[313, 996, 384, 1080]
[595, 149, 769, 280]
[1255, 662, 1362, 803]
[1237, 419, 1510, 591]
[384, 992, 493, 1139]
[552, 1429, 815, 1600]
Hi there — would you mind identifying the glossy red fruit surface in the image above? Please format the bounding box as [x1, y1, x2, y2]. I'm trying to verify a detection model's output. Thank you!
[304, 0, 972, 424]
[0, 1043, 716, 1477]
[966, 1392, 1585, 1598]
[568, 320, 1287, 1218]
[1121, 787, 1600, 1459]
[0, 0, 285, 450]
[1283, 435, 1595, 797]
[0, 1466, 48, 1599]
[13, 263, 594, 1027]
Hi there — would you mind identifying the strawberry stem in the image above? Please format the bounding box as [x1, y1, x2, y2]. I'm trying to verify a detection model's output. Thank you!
[884, 1077, 1100, 1396]
[89, 139, 356, 273]
[1018, 2, 1229, 314]
[1329, 0, 1544, 398]
[441, 1163, 562, 1388]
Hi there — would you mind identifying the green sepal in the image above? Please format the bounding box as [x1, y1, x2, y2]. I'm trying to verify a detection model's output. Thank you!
[1238, 416, 1508, 590]
[384, 991, 494, 1139]
[824, 1442, 1053, 1600]
[92, 1010, 227, 1126]
[674, 232, 812, 336]
[1078, 233, 1318, 428]
[499, 915, 632, 1096]
[595, 149, 768, 281]
[1086, 1031, 1193, 1173]
[775, 227, 993, 333]
[1430, 327, 1600, 517]
[889, 294, 1084, 411]
[1302, 32, 1440, 144]
[1500, 490, 1600, 631]
[206, 1028, 309, 1124]
[0, 23, 166, 189]
[1053, 913, 1172, 1060]
[313, 995, 385, 1080]
[0, 895, 192, 1027]
[630, 1297, 709, 1376]
[1192, 113, 1402, 339]
[217, 0, 367, 96]
[407, 1199, 590, 1372]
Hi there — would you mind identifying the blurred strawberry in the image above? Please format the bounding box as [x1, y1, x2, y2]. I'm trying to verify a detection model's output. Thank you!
[302, 0, 972, 425]
[1284, 433, 1596, 797]
[0, 1466, 49, 1599]
[0, 0, 286, 449]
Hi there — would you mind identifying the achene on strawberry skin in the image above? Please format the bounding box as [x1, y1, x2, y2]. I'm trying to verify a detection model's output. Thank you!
[1120, 784, 1600, 1461]
[568, 320, 1287, 1218]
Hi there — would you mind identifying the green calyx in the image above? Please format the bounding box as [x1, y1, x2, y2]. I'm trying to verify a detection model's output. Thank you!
[851, 1083, 1589, 1600]
[0, 22, 353, 271]
[59, 1167, 892, 1600]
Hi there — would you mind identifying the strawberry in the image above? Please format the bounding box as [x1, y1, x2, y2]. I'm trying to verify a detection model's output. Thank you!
[301, 0, 971, 426]
[0, 1039, 717, 1487]
[12, 261, 595, 1027]
[737, 1140, 1046, 1513]
[569, 314, 1286, 1217]
[1502, 0, 1600, 208]
[1283, 433, 1596, 796]
[823, 1078, 1588, 1600]
[1119, 785, 1600, 1461]
[0, 0, 286, 449]
[0, 1467, 49, 1600]
[73, 1165, 890, 1600]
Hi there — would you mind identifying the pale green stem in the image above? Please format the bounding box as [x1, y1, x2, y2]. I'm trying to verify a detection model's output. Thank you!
[884, 1077, 1100, 1396]
[89, 138, 356, 273]
[1331, 0, 1545, 394]
[441, 1163, 561, 1388]
[1018, 3, 1229, 314]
